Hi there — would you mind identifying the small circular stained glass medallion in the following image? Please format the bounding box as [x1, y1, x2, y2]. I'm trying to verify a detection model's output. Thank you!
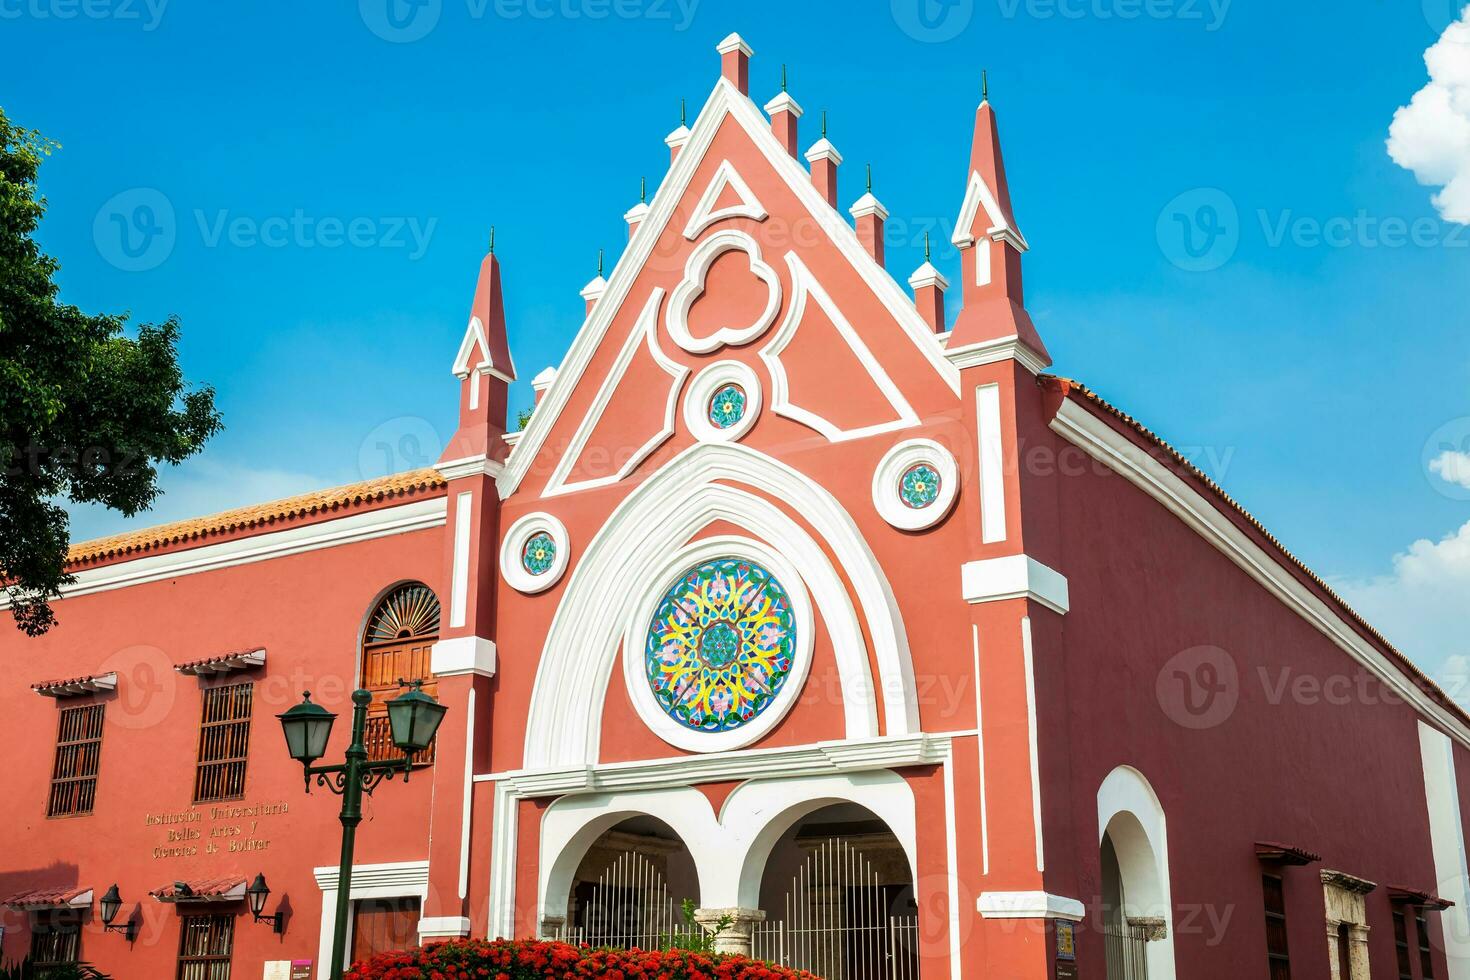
[521, 532, 557, 576]
[707, 383, 747, 430]
[645, 557, 797, 733]
[898, 463, 942, 509]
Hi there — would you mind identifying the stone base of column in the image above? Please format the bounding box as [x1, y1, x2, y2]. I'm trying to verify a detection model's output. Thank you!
[693, 907, 766, 957]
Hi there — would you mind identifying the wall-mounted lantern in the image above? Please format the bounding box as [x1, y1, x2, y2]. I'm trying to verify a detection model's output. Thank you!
[245, 874, 284, 934]
[98, 885, 137, 942]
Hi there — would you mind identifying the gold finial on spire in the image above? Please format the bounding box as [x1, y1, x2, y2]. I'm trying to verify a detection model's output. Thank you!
[488, 226, 495, 253]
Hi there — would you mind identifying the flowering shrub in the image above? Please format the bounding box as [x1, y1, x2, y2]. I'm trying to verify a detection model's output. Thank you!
[344, 938, 821, 980]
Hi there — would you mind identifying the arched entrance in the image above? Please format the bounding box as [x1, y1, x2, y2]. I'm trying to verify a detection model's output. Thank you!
[749, 803, 919, 980]
[1097, 767, 1176, 980]
[546, 816, 701, 949]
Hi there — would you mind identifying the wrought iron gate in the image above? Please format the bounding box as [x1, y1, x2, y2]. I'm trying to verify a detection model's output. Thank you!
[1103, 923, 1149, 980]
[554, 849, 699, 950]
[750, 837, 919, 980]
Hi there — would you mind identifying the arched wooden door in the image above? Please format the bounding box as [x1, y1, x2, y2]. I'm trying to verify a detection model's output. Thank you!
[360, 583, 441, 764]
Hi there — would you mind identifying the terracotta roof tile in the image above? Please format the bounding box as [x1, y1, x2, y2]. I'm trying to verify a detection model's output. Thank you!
[1046, 376, 1470, 730]
[149, 877, 245, 902]
[67, 469, 445, 567]
[31, 672, 118, 697]
[3, 887, 91, 910]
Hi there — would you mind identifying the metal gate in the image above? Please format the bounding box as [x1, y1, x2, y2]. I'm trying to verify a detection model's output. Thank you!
[751, 837, 919, 980]
[1103, 923, 1149, 980]
[554, 849, 700, 950]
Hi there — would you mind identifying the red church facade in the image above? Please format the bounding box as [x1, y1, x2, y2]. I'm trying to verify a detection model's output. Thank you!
[4, 34, 1468, 980]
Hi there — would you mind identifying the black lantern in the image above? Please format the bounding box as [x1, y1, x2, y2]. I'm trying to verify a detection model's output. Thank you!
[246, 873, 283, 933]
[98, 884, 136, 942]
[278, 693, 336, 766]
[385, 679, 447, 755]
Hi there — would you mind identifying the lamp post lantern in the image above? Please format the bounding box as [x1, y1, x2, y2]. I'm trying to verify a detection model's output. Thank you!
[279, 681, 447, 980]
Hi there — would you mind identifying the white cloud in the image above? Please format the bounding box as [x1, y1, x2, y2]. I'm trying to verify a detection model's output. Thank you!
[65, 458, 347, 544]
[1333, 519, 1470, 705]
[1387, 7, 1470, 223]
[1430, 449, 1470, 489]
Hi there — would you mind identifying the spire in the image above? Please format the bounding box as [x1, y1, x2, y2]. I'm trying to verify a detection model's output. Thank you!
[581, 248, 608, 313]
[947, 83, 1049, 363]
[453, 236, 515, 383]
[666, 98, 691, 161]
[624, 179, 650, 236]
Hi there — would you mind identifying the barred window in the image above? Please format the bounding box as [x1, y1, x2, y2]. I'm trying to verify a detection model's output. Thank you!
[193, 683, 253, 803]
[47, 703, 105, 817]
[1262, 873, 1291, 980]
[29, 911, 81, 966]
[177, 913, 233, 980]
[1419, 912, 1437, 979]
[1394, 909, 1413, 980]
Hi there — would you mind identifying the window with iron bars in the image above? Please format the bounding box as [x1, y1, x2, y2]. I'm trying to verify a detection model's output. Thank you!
[47, 703, 105, 817]
[29, 911, 81, 966]
[1262, 873, 1291, 980]
[177, 913, 234, 980]
[193, 683, 253, 803]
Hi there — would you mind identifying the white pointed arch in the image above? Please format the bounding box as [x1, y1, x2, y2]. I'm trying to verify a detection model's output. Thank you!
[522, 441, 919, 770]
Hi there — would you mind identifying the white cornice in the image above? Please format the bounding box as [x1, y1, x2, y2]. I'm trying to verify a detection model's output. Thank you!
[944, 334, 1051, 375]
[314, 860, 429, 893]
[10, 499, 446, 606]
[664, 125, 691, 149]
[804, 138, 842, 166]
[961, 555, 1070, 615]
[435, 455, 506, 481]
[579, 275, 607, 302]
[715, 32, 752, 56]
[849, 192, 888, 221]
[908, 262, 949, 291]
[431, 636, 498, 678]
[1051, 398, 1470, 750]
[978, 891, 1086, 921]
[763, 91, 803, 117]
[623, 201, 650, 224]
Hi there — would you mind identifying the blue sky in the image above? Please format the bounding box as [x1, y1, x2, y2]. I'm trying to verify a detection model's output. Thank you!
[4, 0, 1469, 690]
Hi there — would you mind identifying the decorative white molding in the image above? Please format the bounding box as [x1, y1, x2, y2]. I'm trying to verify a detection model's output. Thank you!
[500, 512, 571, 595]
[15, 499, 446, 607]
[449, 490, 472, 628]
[961, 555, 1070, 615]
[620, 536, 815, 754]
[715, 32, 752, 56]
[763, 92, 803, 118]
[849, 193, 888, 221]
[975, 383, 1008, 544]
[1051, 398, 1470, 749]
[315, 861, 429, 973]
[541, 289, 688, 497]
[418, 916, 471, 940]
[452, 315, 496, 380]
[683, 360, 761, 443]
[1098, 766, 1177, 979]
[1418, 722, 1470, 978]
[531, 366, 558, 392]
[951, 170, 1029, 252]
[667, 229, 781, 353]
[683, 160, 768, 240]
[431, 636, 497, 678]
[976, 891, 1085, 921]
[804, 138, 843, 166]
[665, 125, 691, 150]
[623, 201, 651, 225]
[521, 441, 920, 770]
[760, 252, 920, 443]
[579, 275, 607, 304]
[497, 76, 958, 500]
[435, 455, 506, 481]
[944, 335, 1050, 375]
[871, 438, 960, 531]
[908, 262, 949, 292]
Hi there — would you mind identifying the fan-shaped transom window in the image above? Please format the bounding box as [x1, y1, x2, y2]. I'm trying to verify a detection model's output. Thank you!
[365, 584, 441, 644]
[361, 583, 441, 764]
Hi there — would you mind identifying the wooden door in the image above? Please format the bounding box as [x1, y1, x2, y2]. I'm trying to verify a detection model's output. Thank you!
[351, 897, 421, 965]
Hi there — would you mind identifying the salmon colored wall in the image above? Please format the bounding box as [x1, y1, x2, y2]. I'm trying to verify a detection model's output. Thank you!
[0, 521, 445, 978]
[1038, 410, 1455, 980]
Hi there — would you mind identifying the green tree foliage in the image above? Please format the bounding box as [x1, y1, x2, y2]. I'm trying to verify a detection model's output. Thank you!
[0, 107, 221, 635]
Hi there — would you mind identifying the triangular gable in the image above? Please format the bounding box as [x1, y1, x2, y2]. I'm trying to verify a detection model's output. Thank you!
[498, 77, 960, 501]
[951, 170, 1028, 252]
[452, 316, 492, 378]
[682, 159, 768, 239]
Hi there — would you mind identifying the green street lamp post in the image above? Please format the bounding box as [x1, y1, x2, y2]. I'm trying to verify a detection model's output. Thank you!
[278, 681, 447, 980]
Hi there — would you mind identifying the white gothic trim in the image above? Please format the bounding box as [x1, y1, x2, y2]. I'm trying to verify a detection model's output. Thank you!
[314, 860, 429, 972]
[500, 512, 572, 594]
[950, 170, 1029, 252]
[666, 229, 782, 354]
[521, 441, 919, 769]
[683, 359, 762, 443]
[1051, 397, 1470, 750]
[498, 77, 958, 501]
[541, 289, 689, 497]
[620, 535, 815, 754]
[759, 252, 920, 443]
[871, 438, 960, 531]
[683, 159, 769, 239]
